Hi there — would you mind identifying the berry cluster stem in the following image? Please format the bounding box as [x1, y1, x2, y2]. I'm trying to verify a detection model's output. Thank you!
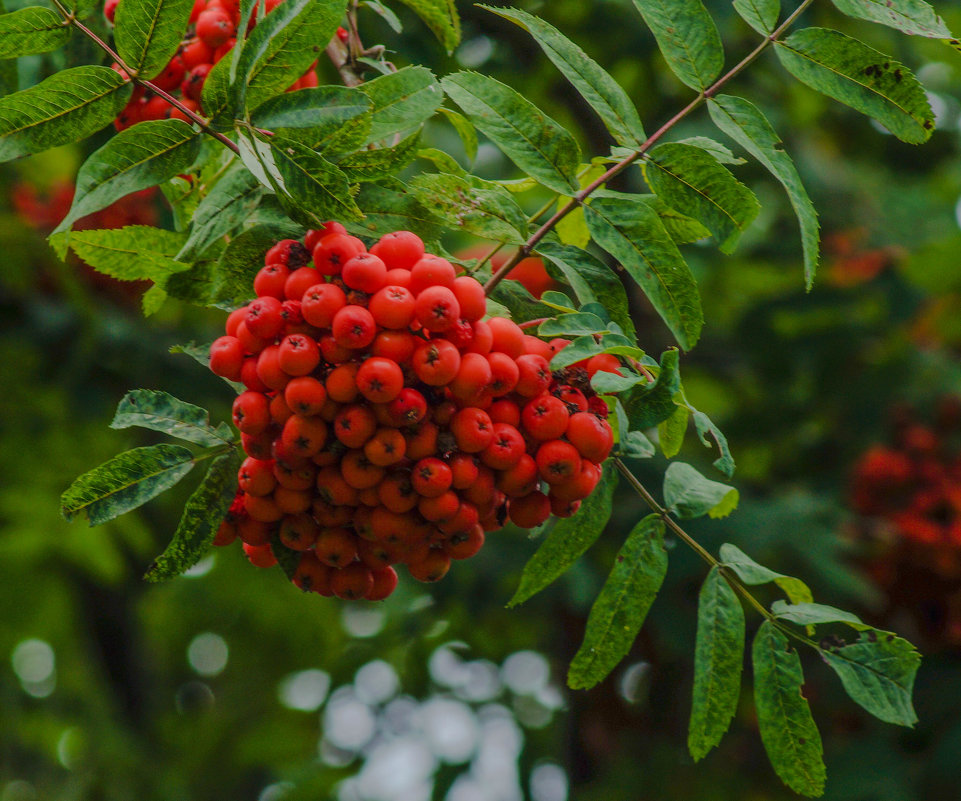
[482, 0, 816, 296]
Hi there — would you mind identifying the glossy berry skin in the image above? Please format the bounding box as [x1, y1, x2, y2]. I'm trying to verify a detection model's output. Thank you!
[356, 357, 404, 403]
[370, 231, 425, 270]
[209, 336, 244, 380]
[566, 412, 614, 462]
[196, 7, 236, 48]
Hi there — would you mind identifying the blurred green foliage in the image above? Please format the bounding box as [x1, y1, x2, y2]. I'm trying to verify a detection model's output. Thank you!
[4, 1, 961, 799]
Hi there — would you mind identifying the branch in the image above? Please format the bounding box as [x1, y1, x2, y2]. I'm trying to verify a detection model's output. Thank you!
[483, 0, 816, 295]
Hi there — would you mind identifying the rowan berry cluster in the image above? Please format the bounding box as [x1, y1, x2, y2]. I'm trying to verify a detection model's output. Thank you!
[105, 0, 325, 129]
[208, 225, 617, 601]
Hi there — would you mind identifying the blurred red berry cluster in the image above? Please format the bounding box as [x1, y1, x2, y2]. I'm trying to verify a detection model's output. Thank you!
[849, 397, 961, 647]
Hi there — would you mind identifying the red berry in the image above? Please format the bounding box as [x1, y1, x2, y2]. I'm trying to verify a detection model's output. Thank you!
[356, 357, 404, 403]
[342, 252, 387, 294]
[370, 230, 425, 270]
[209, 335, 244, 380]
[369, 285, 415, 329]
[409, 255, 456, 294]
[253, 263, 290, 299]
[536, 440, 583, 484]
[313, 233, 365, 275]
[412, 339, 461, 386]
[414, 285, 460, 332]
[278, 333, 320, 376]
[509, 492, 551, 528]
[452, 276, 486, 321]
[331, 305, 376, 349]
[450, 407, 494, 453]
[196, 7, 236, 48]
[566, 412, 614, 462]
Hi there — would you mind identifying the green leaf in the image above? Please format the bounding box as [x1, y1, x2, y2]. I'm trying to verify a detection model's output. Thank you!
[438, 106, 477, 162]
[233, 0, 343, 113]
[409, 172, 528, 243]
[176, 161, 264, 261]
[489, 280, 554, 324]
[364, 0, 402, 33]
[338, 130, 420, 182]
[752, 621, 826, 797]
[568, 514, 668, 689]
[733, 0, 780, 35]
[592, 369, 645, 395]
[63, 226, 191, 282]
[144, 449, 241, 581]
[708, 94, 820, 288]
[0, 66, 132, 162]
[819, 630, 920, 726]
[114, 0, 194, 80]
[359, 66, 443, 143]
[658, 404, 689, 457]
[538, 312, 609, 337]
[509, 462, 619, 606]
[241, 132, 363, 224]
[690, 406, 735, 478]
[774, 27, 934, 144]
[623, 348, 680, 429]
[689, 567, 745, 761]
[830, 0, 952, 39]
[442, 71, 580, 195]
[771, 600, 868, 629]
[346, 179, 445, 242]
[631, 0, 724, 90]
[537, 242, 635, 340]
[417, 146, 467, 176]
[200, 54, 232, 125]
[719, 543, 813, 604]
[249, 85, 373, 149]
[394, 0, 460, 52]
[61, 444, 196, 526]
[676, 136, 746, 165]
[110, 389, 234, 448]
[0, 7, 70, 59]
[644, 142, 760, 254]
[584, 196, 703, 350]
[55, 119, 201, 235]
[663, 461, 739, 519]
[483, 5, 645, 146]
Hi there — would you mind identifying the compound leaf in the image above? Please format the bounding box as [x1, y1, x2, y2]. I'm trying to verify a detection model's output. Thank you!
[110, 389, 234, 447]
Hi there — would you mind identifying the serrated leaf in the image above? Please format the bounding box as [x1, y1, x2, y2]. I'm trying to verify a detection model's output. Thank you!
[771, 600, 868, 629]
[438, 106, 477, 162]
[733, 0, 780, 35]
[719, 543, 813, 604]
[233, 0, 344, 113]
[249, 85, 373, 150]
[200, 54, 232, 125]
[631, 0, 724, 90]
[345, 179, 445, 242]
[644, 142, 760, 254]
[568, 514, 667, 689]
[409, 171, 528, 243]
[110, 389, 234, 447]
[509, 463, 618, 606]
[61, 444, 196, 526]
[623, 348, 680, 429]
[538, 312, 609, 337]
[0, 66, 131, 162]
[177, 161, 264, 261]
[442, 71, 580, 195]
[830, 0, 951, 39]
[114, 0, 194, 80]
[775, 27, 934, 144]
[359, 66, 443, 143]
[142, 284, 167, 315]
[55, 119, 201, 235]
[752, 621, 826, 797]
[489, 279, 555, 324]
[483, 5, 645, 146]
[394, 0, 459, 52]
[664, 461, 739, 519]
[584, 196, 703, 350]
[64, 226, 191, 282]
[819, 630, 920, 726]
[676, 136, 746, 165]
[0, 7, 71, 59]
[145, 449, 241, 581]
[249, 133, 364, 225]
[555, 162, 605, 249]
[689, 567, 745, 761]
[708, 94, 820, 288]
[338, 130, 420, 182]
[537, 242, 635, 340]
[620, 430, 656, 459]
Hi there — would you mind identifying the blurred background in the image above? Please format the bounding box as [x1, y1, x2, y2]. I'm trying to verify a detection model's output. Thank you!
[4, 0, 961, 799]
